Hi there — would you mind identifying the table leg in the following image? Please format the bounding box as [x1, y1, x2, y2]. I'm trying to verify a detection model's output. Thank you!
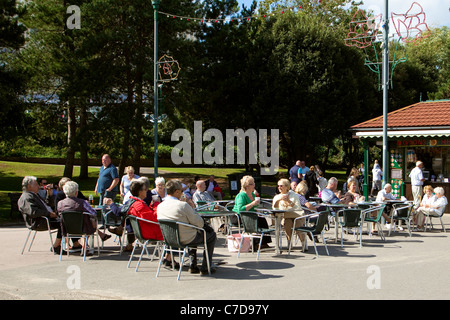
[334, 215, 339, 243]
[275, 215, 282, 255]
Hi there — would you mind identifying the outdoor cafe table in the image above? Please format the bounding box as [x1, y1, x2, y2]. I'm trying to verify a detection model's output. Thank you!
[255, 208, 286, 255]
[197, 210, 236, 219]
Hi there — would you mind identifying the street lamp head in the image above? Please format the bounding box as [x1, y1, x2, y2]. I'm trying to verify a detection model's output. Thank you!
[152, 0, 160, 7]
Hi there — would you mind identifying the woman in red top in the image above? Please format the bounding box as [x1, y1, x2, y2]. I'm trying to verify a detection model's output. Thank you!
[128, 178, 178, 269]
[128, 195, 163, 241]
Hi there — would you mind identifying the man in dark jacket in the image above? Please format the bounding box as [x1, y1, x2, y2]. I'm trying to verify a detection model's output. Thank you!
[18, 176, 65, 254]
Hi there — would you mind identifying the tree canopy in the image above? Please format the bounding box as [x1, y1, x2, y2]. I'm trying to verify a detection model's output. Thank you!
[1, 0, 448, 176]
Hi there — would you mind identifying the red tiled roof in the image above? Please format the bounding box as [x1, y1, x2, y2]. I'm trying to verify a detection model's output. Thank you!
[351, 100, 450, 129]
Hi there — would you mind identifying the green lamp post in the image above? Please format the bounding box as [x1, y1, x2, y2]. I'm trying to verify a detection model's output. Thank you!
[152, 0, 160, 181]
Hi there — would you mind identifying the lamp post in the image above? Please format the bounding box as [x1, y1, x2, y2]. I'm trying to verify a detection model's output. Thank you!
[382, 0, 389, 187]
[152, 0, 160, 181]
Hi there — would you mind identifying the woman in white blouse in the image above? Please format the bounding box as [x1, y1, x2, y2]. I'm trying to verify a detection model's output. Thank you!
[273, 179, 306, 251]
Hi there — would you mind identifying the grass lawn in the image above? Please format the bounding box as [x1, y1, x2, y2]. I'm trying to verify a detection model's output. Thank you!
[0, 160, 346, 224]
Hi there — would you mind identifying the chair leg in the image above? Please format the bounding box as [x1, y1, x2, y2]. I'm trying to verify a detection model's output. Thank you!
[377, 223, 385, 241]
[177, 248, 188, 281]
[156, 245, 167, 278]
[59, 236, 65, 262]
[322, 231, 329, 256]
[256, 234, 263, 261]
[359, 226, 363, 248]
[21, 229, 33, 254]
[82, 236, 87, 262]
[47, 228, 54, 252]
[28, 231, 37, 252]
[340, 226, 344, 248]
[136, 240, 150, 272]
[128, 241, 138, 268]
[440, 216, 446, 232]
[310, 232, 319, 258]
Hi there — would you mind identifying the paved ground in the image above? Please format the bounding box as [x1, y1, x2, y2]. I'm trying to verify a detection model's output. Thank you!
[1, 213, 450, 303]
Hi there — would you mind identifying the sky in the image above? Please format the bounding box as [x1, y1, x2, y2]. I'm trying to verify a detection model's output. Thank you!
[237, 0, 450, 28]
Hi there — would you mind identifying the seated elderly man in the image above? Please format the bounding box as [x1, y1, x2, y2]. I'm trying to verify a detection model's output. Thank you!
[374, 183, 395, 229]
[192, 180, 216, 205]
[157, 179, 217, 275]
[192, 179, 223, 231]
[57, 181, 111, 251]
[321, 177, 342, 205]
[18, 176, 65, 255]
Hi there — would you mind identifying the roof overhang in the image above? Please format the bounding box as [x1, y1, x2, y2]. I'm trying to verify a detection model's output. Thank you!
[353, 129, 450, 139]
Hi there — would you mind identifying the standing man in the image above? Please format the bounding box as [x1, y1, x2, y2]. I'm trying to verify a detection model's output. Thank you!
[409, 161, 425, 209]
[297, 161, 310, 181]
[289, 160, 301, 184]
[95, 154, 119, 205]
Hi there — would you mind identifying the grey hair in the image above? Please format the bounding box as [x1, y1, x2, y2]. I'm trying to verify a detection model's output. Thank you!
[434, 187, 445, 196]
[139, 176, 151, 189]
[22, 176, 37, 191]
[63, 181, 79, 197]
[328, 177, 338, 186]
[155, 176, 165, 186]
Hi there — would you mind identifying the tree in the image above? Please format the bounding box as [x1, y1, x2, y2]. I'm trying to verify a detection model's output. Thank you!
[0, 0, 27, 142]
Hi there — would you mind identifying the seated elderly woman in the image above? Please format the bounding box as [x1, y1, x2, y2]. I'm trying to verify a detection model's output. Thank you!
[232, 175, 271, 248]
[412, 185, 436, 226]
[151, 177, 168, 202]
[273, 178, 307, 251]
[342, 180, 365, 205]
[415, 187, 448, 231]
[295, 181, 319, 211]
[57, 181, 111, 254]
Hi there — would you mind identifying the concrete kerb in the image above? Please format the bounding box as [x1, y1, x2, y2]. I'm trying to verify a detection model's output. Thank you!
[1, 214, 450, 301]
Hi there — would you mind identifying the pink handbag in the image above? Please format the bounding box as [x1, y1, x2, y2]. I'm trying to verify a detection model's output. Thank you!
[227, 234, 251, 252]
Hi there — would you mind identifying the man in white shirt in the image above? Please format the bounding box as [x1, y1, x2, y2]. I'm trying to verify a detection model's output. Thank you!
[375, 183, 396, 229]
[157, 180, 217, 275]
[409, 161, 425, 209]
[376, 183, 396, 202]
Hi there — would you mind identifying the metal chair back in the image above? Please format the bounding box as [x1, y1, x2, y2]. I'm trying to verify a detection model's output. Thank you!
[61, 211, 84, 235]
[239, 211, 259, 234]
[341, 209, 362, 228]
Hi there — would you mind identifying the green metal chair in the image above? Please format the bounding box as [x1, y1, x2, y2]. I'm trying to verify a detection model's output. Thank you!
[238, 211, 275, 261]
[389, 203, 414, 237]
[156, 219, 211, 280]
[127, 215, 163, 272]
[339, 209, 364, 248]
[362, 205, 386, 241]
[60, 211, 100, 262]
[289, 210, 330, 258]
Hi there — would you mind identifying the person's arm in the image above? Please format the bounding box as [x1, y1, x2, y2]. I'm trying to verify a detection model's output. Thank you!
[20, 194, 56, 219]
[82, 200, 97, 216]
[120, 177, 125, 197]
[107, 178, 120, 192]
[234, 192, 258, 213]
[185, 203, 205, 228]
[94, 179, 99, 195]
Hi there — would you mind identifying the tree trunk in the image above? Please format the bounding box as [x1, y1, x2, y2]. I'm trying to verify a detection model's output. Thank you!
[79, 104, 89, 179]
[63, 102, 76, 178]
